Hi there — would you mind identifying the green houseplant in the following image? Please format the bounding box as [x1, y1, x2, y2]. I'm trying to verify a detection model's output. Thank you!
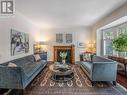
[60, 52, 67, 64]
[112, 34, 127, 56]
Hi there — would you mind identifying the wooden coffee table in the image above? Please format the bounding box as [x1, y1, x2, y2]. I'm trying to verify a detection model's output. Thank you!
[49, 64, 74, 82]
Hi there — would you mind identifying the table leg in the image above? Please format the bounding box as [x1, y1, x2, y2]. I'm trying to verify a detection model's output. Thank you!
[55, 74, 56, 80]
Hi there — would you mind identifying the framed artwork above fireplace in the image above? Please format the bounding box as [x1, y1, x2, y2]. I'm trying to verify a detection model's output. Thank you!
[56, 33, 73, 43]
[66, 33, 72, 43]
[56, 33, 63, 43]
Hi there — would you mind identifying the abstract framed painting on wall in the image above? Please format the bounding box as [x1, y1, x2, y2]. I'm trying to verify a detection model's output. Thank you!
[11, 29, 29, 56]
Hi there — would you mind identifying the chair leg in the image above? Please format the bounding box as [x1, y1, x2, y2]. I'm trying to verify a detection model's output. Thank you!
[6, 89, 24, 95]
[113, 81, 116, 86]
[21, 89, 24, 95]
[91, 81, 95, 86]
[15, 89, 24, 95]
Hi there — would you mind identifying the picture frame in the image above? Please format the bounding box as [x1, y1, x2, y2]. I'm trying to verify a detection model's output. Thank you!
[56, 33, 63, 43]
[66, 33, 72, 43]
[77, 42, 85, 48]
[11, 29, 29, 56]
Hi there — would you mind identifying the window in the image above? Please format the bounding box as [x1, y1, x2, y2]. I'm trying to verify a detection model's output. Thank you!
[103, 23, 127, 57]
[103, 39, 113, 55]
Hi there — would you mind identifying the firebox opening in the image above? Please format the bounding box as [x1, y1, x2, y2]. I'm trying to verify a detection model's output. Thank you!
[57, 50, 71, 63]
[54, 45, 75, 64]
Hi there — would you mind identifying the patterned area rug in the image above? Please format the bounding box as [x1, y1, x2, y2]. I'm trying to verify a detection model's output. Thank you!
[24, 64, 127, 95]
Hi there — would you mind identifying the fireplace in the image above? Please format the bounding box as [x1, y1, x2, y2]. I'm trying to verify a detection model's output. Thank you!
[54, 45, 75, 64]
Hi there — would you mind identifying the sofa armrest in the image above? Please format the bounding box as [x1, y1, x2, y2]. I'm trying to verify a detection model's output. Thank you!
[0, 66, 24, 89]
[91, 62, 117, 81]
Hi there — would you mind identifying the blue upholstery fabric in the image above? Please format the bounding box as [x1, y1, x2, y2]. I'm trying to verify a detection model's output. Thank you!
[23, 60, 45, 77]
[11, 55, 35, 67]
[80, 55, 117, 83]
[80, 62, 92, 73]
[0, 54, 47, 89]
[92, 56, 112, 62]
[0, 67, 23, 89]
[39, 53, 47, 60]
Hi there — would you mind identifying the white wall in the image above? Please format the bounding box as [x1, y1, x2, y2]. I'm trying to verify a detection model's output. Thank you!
[34, 27, 92, 61]
[0, 12, 92, 63]
[0, 11, 40, 63]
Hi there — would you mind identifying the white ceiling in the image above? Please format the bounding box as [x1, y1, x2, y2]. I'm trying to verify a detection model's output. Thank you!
[16, 0, 127, 28]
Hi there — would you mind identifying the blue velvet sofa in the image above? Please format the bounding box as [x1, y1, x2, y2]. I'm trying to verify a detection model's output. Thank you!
[80, 55, 117, 86]
[0, 54, 47, 89]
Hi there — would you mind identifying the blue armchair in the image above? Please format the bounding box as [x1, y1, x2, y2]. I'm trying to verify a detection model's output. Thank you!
[80, 55, 117, 86]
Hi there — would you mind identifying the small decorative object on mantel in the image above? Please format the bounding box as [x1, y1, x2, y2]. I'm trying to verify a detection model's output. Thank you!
[77, 42, 85, 48]
[60, 52, 67, 64]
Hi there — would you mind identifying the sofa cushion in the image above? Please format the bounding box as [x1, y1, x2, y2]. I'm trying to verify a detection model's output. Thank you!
[81, 62, 92, 73]
[39, 53, 47, 60]
[92, 56, 113, 63]
[26, 55, 35, 63]
[23, 60, 45, 78]
[11, 55, 35, 67]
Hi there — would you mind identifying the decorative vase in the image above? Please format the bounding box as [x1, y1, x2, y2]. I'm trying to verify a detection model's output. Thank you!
[62, 60, 66, 64]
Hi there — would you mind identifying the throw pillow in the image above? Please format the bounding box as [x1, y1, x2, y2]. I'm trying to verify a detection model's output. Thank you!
[8, 62, 17, 67]
[83, 53, 94, 63]
[82, 54, 86, 61]
[33, 54, 41, 62]
[83, 53, 91, 62]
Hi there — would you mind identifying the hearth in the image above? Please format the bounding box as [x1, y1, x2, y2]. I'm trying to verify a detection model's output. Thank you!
[54, 45, 75, 64]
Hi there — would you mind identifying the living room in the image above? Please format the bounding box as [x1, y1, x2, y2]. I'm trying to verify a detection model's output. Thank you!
[0, 0, 127, 95]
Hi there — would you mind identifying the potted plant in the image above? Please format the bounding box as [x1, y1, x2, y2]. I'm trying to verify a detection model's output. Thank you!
[112, 34, 127, 57]
[60, 52, 67, 64]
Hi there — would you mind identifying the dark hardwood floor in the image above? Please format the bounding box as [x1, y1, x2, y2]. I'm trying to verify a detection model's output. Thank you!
[117, 73, 127, 89]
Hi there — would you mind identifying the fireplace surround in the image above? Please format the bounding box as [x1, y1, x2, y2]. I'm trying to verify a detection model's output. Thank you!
[54, 45, 75, 64]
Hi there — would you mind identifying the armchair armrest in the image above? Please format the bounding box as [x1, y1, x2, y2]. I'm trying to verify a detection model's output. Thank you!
[91, 62, 117, 81]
